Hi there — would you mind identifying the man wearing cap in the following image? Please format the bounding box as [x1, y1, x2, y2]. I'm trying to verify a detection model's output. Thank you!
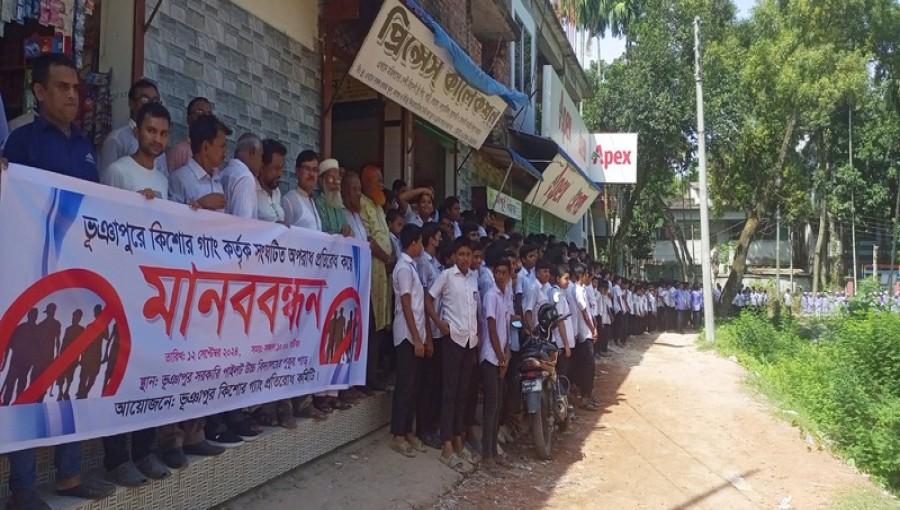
[314, 158, 351, 236]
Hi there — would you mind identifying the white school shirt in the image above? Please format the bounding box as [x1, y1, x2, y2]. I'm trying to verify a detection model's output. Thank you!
[552, 285, 575, 349]
[523, 279, 547, 327]
[479, 284, 510, 366]
[428, 265, 480, 348]
[416, 251, 444, 338]
[611, 284, 623, 313]
[256, 183, 284, 223]
[665, 287, 677, 307]
[404, 203, 435, 227]
[282, 188, 322, 231]
[587, 286, 599, 317]
[567, 283, 593, 342]
[99, 120, 167, 182]
[220, 157, 258, 219]
[169, 159, 224, 208]
[102, 155, 169, 200]
[600, 294, 613, 325]
[392, 252, 427, 347]
[625, 290, 636, 315]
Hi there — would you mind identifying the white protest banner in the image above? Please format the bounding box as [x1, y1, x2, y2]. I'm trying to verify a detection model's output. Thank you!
[589, 133, 638, 184]
[349, 0, 508, 149]
[524, 154, 600, 224]
[0, 165, 371, 453]
[541, 65, 592, 172]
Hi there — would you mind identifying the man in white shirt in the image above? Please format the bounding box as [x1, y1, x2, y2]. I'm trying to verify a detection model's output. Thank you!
[341, 172, 368, 243]
[281, 150, 322, 230]
[99, 78, 168, 181]
[102, 103, 170, 200]
[100, 101, 174, 485]
[568, 264, 598, 411]
[160, 114, 233, 467]
[256, 139, 287, 223]
[168, 115, 230, 211]
[166, 97, 212, 172]
[415, 222, 444, 448]
[479, 256, 513, 469]
[425, 237, 480, 472]
[390, 224, 429, 458]
[220, 132, 262, 219]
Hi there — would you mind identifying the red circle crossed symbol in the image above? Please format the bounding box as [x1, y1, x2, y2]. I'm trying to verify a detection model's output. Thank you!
[319, 287, 363, 365]
[0, 269, 130, 404]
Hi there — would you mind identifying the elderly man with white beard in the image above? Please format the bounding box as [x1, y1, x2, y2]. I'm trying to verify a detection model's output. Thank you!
[314, 158, 351, 236]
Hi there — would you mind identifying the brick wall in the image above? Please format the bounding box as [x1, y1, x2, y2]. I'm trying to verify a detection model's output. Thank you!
[143, 0, 321, 187]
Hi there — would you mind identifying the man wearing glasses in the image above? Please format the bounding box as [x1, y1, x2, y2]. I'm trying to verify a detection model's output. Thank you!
[166, 96, 213, 172]
[282, 150, 323, 231]
[98, 78, 168, 181]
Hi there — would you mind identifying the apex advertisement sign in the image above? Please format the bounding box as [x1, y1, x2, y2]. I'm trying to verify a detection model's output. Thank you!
[540, 66, 591, 172]
[589, 133, 638, 184]
[525, 155, 599, 224]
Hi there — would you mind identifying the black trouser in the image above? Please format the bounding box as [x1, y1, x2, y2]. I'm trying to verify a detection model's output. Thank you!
[573, 340, 595, 401]
[367, 308, 384, 387]
[464, 356, 482, 428]
[676, 309, 687, 333]
[692, 310, 702, 329]
[557, 349, 570, 380]
[440, 340, 476, 442]
[502, 350, 522, 420]
[103, 428, 156, 471]
[614, 312, 625, 342]
[480, 361, 503, 459]
[391, 340, 422, 437]
[416, 336, 443, 435]
[597, 324, 610, 352]
[666, 307, 675, 330]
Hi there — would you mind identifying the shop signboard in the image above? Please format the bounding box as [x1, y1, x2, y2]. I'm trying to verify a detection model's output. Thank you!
[349, 0, 508, 148]
[524, 154, 599, 224]
[589, 133, 638, 183]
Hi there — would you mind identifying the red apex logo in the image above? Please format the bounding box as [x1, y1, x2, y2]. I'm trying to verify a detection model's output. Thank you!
[592, 145, 633, 167]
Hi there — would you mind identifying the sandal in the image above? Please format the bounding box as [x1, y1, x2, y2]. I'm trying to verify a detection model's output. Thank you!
[390, 440, 416, 458]
[332, 398, 352, 411]
[250, 407, 278, 427]
[494, 455, 514, 468]
[406, 436, 427, 453]
[458, 447, 481, 466]
[440, 453, 473, 473]
[299, 405, 328, 421]
[582, 401, 601, 412]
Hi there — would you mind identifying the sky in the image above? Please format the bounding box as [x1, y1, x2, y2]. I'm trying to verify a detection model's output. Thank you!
[589, 0, 757, 64]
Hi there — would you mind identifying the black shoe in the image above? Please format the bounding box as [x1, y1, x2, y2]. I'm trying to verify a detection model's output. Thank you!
[7, 490, 50, 510]
[55, 477, 116, 500]
[205, 430, 243, 449]
[184, 440, 226, 456]
[162, 448, 189, 469]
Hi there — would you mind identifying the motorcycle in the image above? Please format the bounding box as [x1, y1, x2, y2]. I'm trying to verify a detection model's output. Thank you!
[518, 292, 572, 460]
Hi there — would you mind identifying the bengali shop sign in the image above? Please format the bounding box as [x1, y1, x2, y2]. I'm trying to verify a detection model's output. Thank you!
[525, 154, 599, 224]
[486, 187, 522, 221]
[349, 0, 508, 148]
[541, 65, 592, 173]
[0, 165, 371, 453]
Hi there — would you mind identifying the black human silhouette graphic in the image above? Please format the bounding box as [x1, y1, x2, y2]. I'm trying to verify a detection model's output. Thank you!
[325, 310, 339, 362]
[102, 322, 120, 390]
[345, 310, 355, 363]
[76, 304, 107, 399]
[0, 308, 39, 405]
[55, 309, 84, 401]
[35, 303, 61, 403]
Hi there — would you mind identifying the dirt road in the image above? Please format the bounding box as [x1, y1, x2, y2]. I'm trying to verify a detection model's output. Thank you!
[222, 332, 892, 510]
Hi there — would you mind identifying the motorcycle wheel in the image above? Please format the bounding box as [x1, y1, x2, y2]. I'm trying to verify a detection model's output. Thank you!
[558, 417, 569, 433]
[530, 388, 553, 460]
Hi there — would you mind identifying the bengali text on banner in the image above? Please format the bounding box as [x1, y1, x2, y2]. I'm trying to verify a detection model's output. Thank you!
[0, 165, 371, 453]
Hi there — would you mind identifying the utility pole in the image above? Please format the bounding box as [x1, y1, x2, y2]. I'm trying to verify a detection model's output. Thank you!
[694, 17, 715, 343]
[775, 174, 782, 293]
[789, 229, 795, 291]
[874, 245, 879, 283]
[850, 108, 858, 293]
[890, 175, 900, 290]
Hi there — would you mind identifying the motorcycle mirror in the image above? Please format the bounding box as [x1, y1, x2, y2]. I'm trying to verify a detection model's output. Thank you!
[511, 319, 523, 329]
[551, 289, 561, 304]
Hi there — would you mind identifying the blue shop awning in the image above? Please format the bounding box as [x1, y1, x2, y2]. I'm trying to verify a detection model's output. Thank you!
[509, 130, 601, 192]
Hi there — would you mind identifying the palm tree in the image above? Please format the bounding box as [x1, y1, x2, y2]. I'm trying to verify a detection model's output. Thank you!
[556, 0, 643, 41]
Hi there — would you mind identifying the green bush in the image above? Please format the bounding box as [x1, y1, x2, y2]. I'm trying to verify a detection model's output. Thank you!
[712, 311, 900, 492]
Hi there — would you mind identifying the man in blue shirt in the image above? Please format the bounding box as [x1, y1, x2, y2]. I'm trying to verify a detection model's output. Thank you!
[1, 53, 115, 510]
